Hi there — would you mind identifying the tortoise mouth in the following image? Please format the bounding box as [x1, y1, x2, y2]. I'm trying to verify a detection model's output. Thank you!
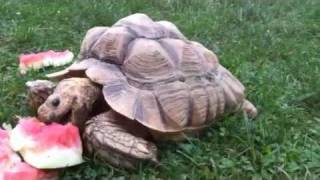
[42, 110, 72, 125]
[59, 110, 72, 124]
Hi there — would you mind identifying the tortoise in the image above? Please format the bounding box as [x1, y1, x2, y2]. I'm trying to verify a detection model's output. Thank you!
[27, 13, 257, 169]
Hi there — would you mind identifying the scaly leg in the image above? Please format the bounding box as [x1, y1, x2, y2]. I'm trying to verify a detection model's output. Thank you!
[241, 99, 258, 119]
[83, 110, 158, 169]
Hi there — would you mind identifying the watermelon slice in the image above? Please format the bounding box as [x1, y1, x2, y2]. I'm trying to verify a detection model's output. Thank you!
[0, 129, 57, 180]
[2, 162, 58, 180]
[19, 50, 74, 74]
[9, 117, 84, 169]
[0, 129, 21, 174]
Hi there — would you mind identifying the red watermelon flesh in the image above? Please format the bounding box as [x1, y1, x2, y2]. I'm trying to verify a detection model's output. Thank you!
[2, 162, 58, 180]
[9, 117, 84, 169]
[19, 50, 74, 74]
[0, 129, 21, 173]
[0, 129, 56, 180]
[3, 162, 40, 180]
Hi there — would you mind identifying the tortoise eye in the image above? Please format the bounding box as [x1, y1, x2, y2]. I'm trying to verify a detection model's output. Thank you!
[51, 98, 60, 107]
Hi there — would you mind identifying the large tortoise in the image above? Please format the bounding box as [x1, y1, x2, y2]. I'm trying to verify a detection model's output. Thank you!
[27, 13, 257, 168]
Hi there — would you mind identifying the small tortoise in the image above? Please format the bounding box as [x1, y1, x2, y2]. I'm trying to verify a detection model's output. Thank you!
[28, 13, 257, 168]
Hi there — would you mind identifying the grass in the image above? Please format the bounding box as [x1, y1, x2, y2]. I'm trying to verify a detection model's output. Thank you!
[0, 0, 319, 179]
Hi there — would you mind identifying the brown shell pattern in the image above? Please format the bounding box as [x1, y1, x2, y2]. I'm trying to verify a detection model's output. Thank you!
[58, 13, 246, 132]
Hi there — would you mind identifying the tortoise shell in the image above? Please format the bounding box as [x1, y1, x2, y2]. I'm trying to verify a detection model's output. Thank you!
[48, 13, 246, 133]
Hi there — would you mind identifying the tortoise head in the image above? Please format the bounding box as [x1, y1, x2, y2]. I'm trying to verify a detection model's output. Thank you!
[37, 78, 100, 128]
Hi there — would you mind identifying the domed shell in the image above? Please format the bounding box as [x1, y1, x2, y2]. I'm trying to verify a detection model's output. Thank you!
[49, 13, 245, 133]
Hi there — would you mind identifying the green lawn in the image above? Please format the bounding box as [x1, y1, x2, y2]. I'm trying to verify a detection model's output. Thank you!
[0, 0, 319, 179]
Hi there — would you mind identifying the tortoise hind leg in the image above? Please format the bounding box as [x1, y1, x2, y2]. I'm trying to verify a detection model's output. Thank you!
[83, 110, 158, 169]
[241, 99, 258, 119]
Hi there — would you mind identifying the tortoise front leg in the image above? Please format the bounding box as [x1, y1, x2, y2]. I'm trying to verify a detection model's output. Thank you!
[83, 110, 158, 169]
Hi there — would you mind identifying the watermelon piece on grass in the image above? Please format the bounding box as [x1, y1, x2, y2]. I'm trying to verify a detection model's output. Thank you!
[2, 162, 58, 180]
[9, 117, 84, 169]
[19, 50, 74, 74]
[0, 129, 21, 173]
[0, 129, 57, 180]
